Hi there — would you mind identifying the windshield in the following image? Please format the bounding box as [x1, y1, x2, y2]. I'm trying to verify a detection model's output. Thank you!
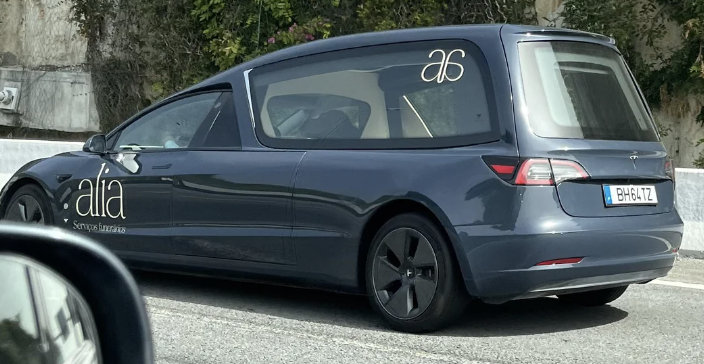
[518, 41, 658, 142]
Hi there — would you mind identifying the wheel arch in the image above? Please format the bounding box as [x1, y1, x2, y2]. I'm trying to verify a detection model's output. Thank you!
[0, 176, 52, 218]
[357, 197, 473, 294]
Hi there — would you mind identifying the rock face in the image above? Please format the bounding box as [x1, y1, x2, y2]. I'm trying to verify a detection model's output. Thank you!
[654, 96, 704, 169]
[536, 0, 565, 27]
[0, 0, 99, 133]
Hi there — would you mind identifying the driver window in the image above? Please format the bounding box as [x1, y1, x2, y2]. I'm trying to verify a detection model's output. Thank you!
[114, 92, 221, 151]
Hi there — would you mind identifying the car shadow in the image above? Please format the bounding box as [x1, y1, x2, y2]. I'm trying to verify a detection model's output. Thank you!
[133, 270, 628, 337]
[436, 298, 628, 337]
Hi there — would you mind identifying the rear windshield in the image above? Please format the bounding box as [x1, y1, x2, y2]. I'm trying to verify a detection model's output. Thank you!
[518, 41, 658, 142]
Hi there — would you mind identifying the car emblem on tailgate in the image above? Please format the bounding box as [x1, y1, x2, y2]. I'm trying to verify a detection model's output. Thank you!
[630, 155, 638, 169]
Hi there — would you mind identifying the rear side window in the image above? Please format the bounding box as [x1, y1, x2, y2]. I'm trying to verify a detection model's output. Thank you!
[248, 40, 499, 149]
[518, 41, 658, 142]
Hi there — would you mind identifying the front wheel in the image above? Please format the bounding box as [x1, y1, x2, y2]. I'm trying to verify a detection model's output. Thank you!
[557, 286, 629, 307]
[365, 213, 469, 333]
[2, 184, 53, 225]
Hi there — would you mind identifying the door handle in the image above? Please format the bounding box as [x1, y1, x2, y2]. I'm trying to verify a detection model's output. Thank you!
[152, 163, 173, 170]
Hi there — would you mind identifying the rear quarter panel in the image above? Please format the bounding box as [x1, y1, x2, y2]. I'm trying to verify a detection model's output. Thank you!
[235, 26, 522, 291]
[291, 143, 519, 290]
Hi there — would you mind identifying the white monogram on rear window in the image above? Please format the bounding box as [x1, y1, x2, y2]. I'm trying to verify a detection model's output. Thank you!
[421, 49, 465, 83]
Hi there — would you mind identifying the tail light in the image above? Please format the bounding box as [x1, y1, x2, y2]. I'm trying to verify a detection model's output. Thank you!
[665, 158, 675, 181]
[481, 156, 520, 181]
[483, 157, 588, 186]
[535, 257, 583, 266]
[514, 158, 588, 186]
[514, 159, 553, 185]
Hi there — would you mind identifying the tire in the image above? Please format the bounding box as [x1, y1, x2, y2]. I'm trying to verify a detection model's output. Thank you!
[557, 286, 628, 307]
[2, 184, 54, 225]
[365, 213, 469, 333]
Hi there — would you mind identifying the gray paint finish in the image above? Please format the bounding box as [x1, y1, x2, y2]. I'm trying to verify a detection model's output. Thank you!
[0, 24, 684, 303]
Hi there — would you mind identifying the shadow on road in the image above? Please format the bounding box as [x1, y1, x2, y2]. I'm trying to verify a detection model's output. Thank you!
[438, 298, 628, 337]
[134, 270, 628, 336]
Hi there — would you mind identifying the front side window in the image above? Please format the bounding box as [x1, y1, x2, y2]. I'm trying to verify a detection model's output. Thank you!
[248, 40, 498, 149]
[114, 92, 221, 151]
[518, 41, 658, 142]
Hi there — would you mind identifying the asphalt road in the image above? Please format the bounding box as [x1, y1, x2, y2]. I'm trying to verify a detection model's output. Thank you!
[135, 257, 704, 364]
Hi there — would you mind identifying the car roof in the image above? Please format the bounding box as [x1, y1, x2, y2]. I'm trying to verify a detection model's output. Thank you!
[180, 23, 615, 94]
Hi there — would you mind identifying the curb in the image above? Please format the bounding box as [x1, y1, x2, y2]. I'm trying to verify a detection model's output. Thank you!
[680, 250, 704, 260]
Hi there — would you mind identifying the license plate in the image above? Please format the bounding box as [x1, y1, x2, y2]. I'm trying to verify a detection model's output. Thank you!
[603, 185, 658, 206]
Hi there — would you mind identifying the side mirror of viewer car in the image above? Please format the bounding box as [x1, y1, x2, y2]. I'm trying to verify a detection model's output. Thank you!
[83, 134, 107, 154]
[0, 222, 153, 364]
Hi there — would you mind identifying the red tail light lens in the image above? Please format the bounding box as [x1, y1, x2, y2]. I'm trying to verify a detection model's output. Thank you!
[513, 158, 588, 186]
[481, 156, 520, 181]
[490, 165, 516, 174]
[483, 157, 588, 185]
[665, 159, 675, 181]
[535, 257, 583, 266]
[515, 159, 553, 185]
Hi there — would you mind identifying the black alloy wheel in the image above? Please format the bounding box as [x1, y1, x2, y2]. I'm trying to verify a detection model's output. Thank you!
[3, 185, 52, 225]
[366, 213, 468, 333]
[372, 227, 438, 319]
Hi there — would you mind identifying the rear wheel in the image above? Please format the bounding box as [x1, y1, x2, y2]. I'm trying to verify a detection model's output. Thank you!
[3, 184, 53, 225]
[557, 286, 628, 307]
[365, 213, 468, 333]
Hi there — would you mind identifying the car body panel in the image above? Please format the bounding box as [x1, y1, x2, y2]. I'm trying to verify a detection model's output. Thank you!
[171, 149, 304, 265]
[500, 26, 675, 219]
[452, 186, 682, 300]
[0, 24, 684, 300]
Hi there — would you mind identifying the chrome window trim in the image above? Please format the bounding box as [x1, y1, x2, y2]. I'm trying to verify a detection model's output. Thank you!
[243, 68, 257, 134]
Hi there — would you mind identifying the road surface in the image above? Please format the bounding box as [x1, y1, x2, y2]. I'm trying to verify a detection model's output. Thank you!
[135, 257, 704, 364]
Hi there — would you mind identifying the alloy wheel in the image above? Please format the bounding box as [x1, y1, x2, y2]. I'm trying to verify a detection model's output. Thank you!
[372, 227, 439, 320]
[5, 195, 45, 224]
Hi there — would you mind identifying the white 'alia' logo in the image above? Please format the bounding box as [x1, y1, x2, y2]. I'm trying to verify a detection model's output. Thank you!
[75, 163, 125, 219]
[421, 49, 465, 83]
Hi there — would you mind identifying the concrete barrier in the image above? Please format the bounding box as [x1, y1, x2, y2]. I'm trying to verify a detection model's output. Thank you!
[675, 168, 704, 257]
[0, 138, 702, 256]
[0, 138, 82, 188]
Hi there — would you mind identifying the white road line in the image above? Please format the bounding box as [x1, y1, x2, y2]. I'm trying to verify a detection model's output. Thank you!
[652, 279, 704, 290]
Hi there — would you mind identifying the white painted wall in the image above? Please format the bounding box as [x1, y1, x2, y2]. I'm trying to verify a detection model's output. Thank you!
[0, 68, 100, 132]
[0, 138, 82, 188]
[675, 168, 704, 253]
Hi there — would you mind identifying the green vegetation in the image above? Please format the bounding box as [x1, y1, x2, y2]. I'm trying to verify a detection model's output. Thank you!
[68, 0, 535, 132]
[68, 0, 704, 166]
[562, 0, 704, 167]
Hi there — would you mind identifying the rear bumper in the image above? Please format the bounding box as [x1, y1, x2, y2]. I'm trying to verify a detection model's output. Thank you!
[475, 254, 674, 304]
[451, 207, 683, 304]
[517, 266, 669, 300]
